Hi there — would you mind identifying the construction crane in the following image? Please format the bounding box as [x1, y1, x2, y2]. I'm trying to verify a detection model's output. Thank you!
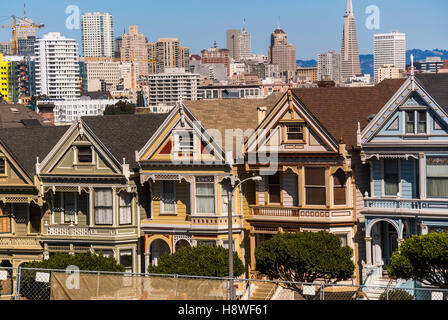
[125, 50, 155, 89]
[0, 16, 44, 55]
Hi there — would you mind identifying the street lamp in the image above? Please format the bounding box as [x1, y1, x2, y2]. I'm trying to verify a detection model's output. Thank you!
[227, 175, 262, 300]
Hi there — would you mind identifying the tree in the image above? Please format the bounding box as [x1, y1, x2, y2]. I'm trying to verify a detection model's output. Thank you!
[103, 100, 135, 115]
[388, 232, 448, 289]
[148, 245, 245, 277]
[379, 289, 414, 300]
[255, 231, 355, 298]
[20, 253, 125, 300]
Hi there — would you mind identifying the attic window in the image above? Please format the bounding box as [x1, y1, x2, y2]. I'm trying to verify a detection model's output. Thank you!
[0, 158, 5, 174]
[77, 146, 93, 163]
[284, 123, 304, 142]
[174, 131, 194, 153]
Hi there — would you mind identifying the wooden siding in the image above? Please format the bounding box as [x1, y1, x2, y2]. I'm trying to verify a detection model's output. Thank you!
[401, 159, 415, 199]
[13, 204, 28, 236]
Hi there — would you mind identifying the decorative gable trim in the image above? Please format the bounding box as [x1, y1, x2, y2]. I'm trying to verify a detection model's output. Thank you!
[246, 91, 339, 154]
[38, 119, 123, 176]
[361, 77, 448, 144]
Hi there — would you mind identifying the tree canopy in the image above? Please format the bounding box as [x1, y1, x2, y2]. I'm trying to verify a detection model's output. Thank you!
[103, 100, 136, 115]
[148, 245, 245, 277]
[388, 232, 448, 289]
[255, 231, 355, 297]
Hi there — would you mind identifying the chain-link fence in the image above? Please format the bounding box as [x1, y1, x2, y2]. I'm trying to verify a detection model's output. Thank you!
[10, 267, 448, 301]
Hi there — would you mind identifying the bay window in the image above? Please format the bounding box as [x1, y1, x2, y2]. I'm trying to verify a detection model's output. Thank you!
[305, 167, 326, 205]
[384, 159, 399, 196]
[94, 189, 113, 225]
[161, 181, 176, 214]
[63, 192, 76, 223]
[195, 176, 215, 215]
[119, 191, 132, 225]
[333, 171, 347, 205]
[268, 172, 281, 204]
[427, 156, 448, 198]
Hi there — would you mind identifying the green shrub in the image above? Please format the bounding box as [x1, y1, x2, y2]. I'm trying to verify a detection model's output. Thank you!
[379, 289, 414, 300]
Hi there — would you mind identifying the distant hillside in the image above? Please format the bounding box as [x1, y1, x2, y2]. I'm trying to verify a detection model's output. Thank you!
[297, 59, 317, 68]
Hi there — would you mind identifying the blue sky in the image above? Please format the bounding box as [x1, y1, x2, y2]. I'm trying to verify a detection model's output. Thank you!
[1, 0, 447, 60]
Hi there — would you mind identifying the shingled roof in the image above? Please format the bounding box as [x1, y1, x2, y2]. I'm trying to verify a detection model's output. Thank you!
[82, 113, 171, 170]
[0, 103, 53, 128]
[0, 126, 69, 176]
[291, 79, 406, 150]
[184, 93, 283, 152]
[416, 73, 448, 113]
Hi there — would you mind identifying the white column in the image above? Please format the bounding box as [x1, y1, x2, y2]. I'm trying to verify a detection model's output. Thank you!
[365, 237, 372, 265]
[419, 153, 426, 198]
[144, 253, 150, 274]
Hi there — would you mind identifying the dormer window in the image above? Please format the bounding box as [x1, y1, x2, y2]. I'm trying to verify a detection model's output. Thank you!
[77, 146, 93, 163]
[0, 158, 5, 175]
[418, 111, 427, 133]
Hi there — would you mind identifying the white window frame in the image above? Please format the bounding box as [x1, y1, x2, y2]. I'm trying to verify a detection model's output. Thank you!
[194, 176, 216, 216]
[94, 188, 114, 226]
[119, 191, 133, 225]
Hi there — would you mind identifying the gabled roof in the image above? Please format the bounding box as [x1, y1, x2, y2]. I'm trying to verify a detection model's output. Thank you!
[290, 79, 406, 150]
[0, 126, 69, 176]
[416, 73, 448, 113]
[184, 93, 283, 152]
[82, 113, 171, 170]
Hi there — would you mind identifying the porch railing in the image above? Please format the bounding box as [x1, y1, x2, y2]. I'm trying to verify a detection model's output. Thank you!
[364, 198, 448, 210]
[250, 206, 300, 217]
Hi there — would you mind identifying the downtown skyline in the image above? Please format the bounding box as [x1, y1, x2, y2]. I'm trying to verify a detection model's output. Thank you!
[0, 0, 447, 60]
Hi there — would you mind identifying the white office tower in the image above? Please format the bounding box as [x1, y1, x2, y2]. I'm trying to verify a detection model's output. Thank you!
[374, 32, 406, 82]
[240, 27, 251, 60]
[35, 32, 80, 100]
[318, 50, 342, 82]
[81, 12, 114, 58]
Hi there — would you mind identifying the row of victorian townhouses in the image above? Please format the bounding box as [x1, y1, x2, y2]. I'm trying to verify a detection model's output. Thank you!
[0, 73, 447, 297]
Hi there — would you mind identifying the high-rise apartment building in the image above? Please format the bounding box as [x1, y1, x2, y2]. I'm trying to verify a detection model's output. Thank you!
[147, 38, 190, 74]
[120, 26, 149, 76]
[16, 17, 36, 39]
[201, 43, 231, 76]
[341, 0, 361, 80]
[0, 54, 10, 102]
[374, 32, 406, 82]
[147, 68, 200, 106]
[318, 50, 342, 82]
[81, 58, 135, 92]
[227, 26, 252, 62]
[35, 32, 80, 100]
[268, 27, 296, 79]
[81, 12, 114, 58]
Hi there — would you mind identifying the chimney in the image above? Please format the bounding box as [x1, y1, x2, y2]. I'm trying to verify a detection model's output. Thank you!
[257, 106, 267, 125]
[37, 103, 55, 124]
[317, 80, 336, 88]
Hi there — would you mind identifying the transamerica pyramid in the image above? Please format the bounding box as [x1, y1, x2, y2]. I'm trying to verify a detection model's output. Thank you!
[341, 0, 362, 81]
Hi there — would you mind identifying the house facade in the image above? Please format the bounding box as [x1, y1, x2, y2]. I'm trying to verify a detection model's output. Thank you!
[359, 73, 448, 278]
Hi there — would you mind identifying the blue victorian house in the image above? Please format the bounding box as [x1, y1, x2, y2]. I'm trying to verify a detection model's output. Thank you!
[359, 70, 448, 281]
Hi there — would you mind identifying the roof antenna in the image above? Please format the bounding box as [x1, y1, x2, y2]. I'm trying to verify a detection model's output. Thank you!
[24, 0, 26, 17]
[277, 16, 280, 29]
[242, 18, 246, 31]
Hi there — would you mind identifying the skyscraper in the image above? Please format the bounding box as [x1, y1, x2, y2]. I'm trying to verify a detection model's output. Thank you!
[81, 12, 114, 58]
[120, 26, 149, 76]
[147, 38, 190, 74]
[226, 29, 241, 61]
[340, 0, 361, 81]
[374, 32, 406, 82]
[318, 50, 342, 83]
[268, 27, 296, 79]
[240, 27, 251, 60]
[226, 24, 252, 62]
[35, 33, 80, 100]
